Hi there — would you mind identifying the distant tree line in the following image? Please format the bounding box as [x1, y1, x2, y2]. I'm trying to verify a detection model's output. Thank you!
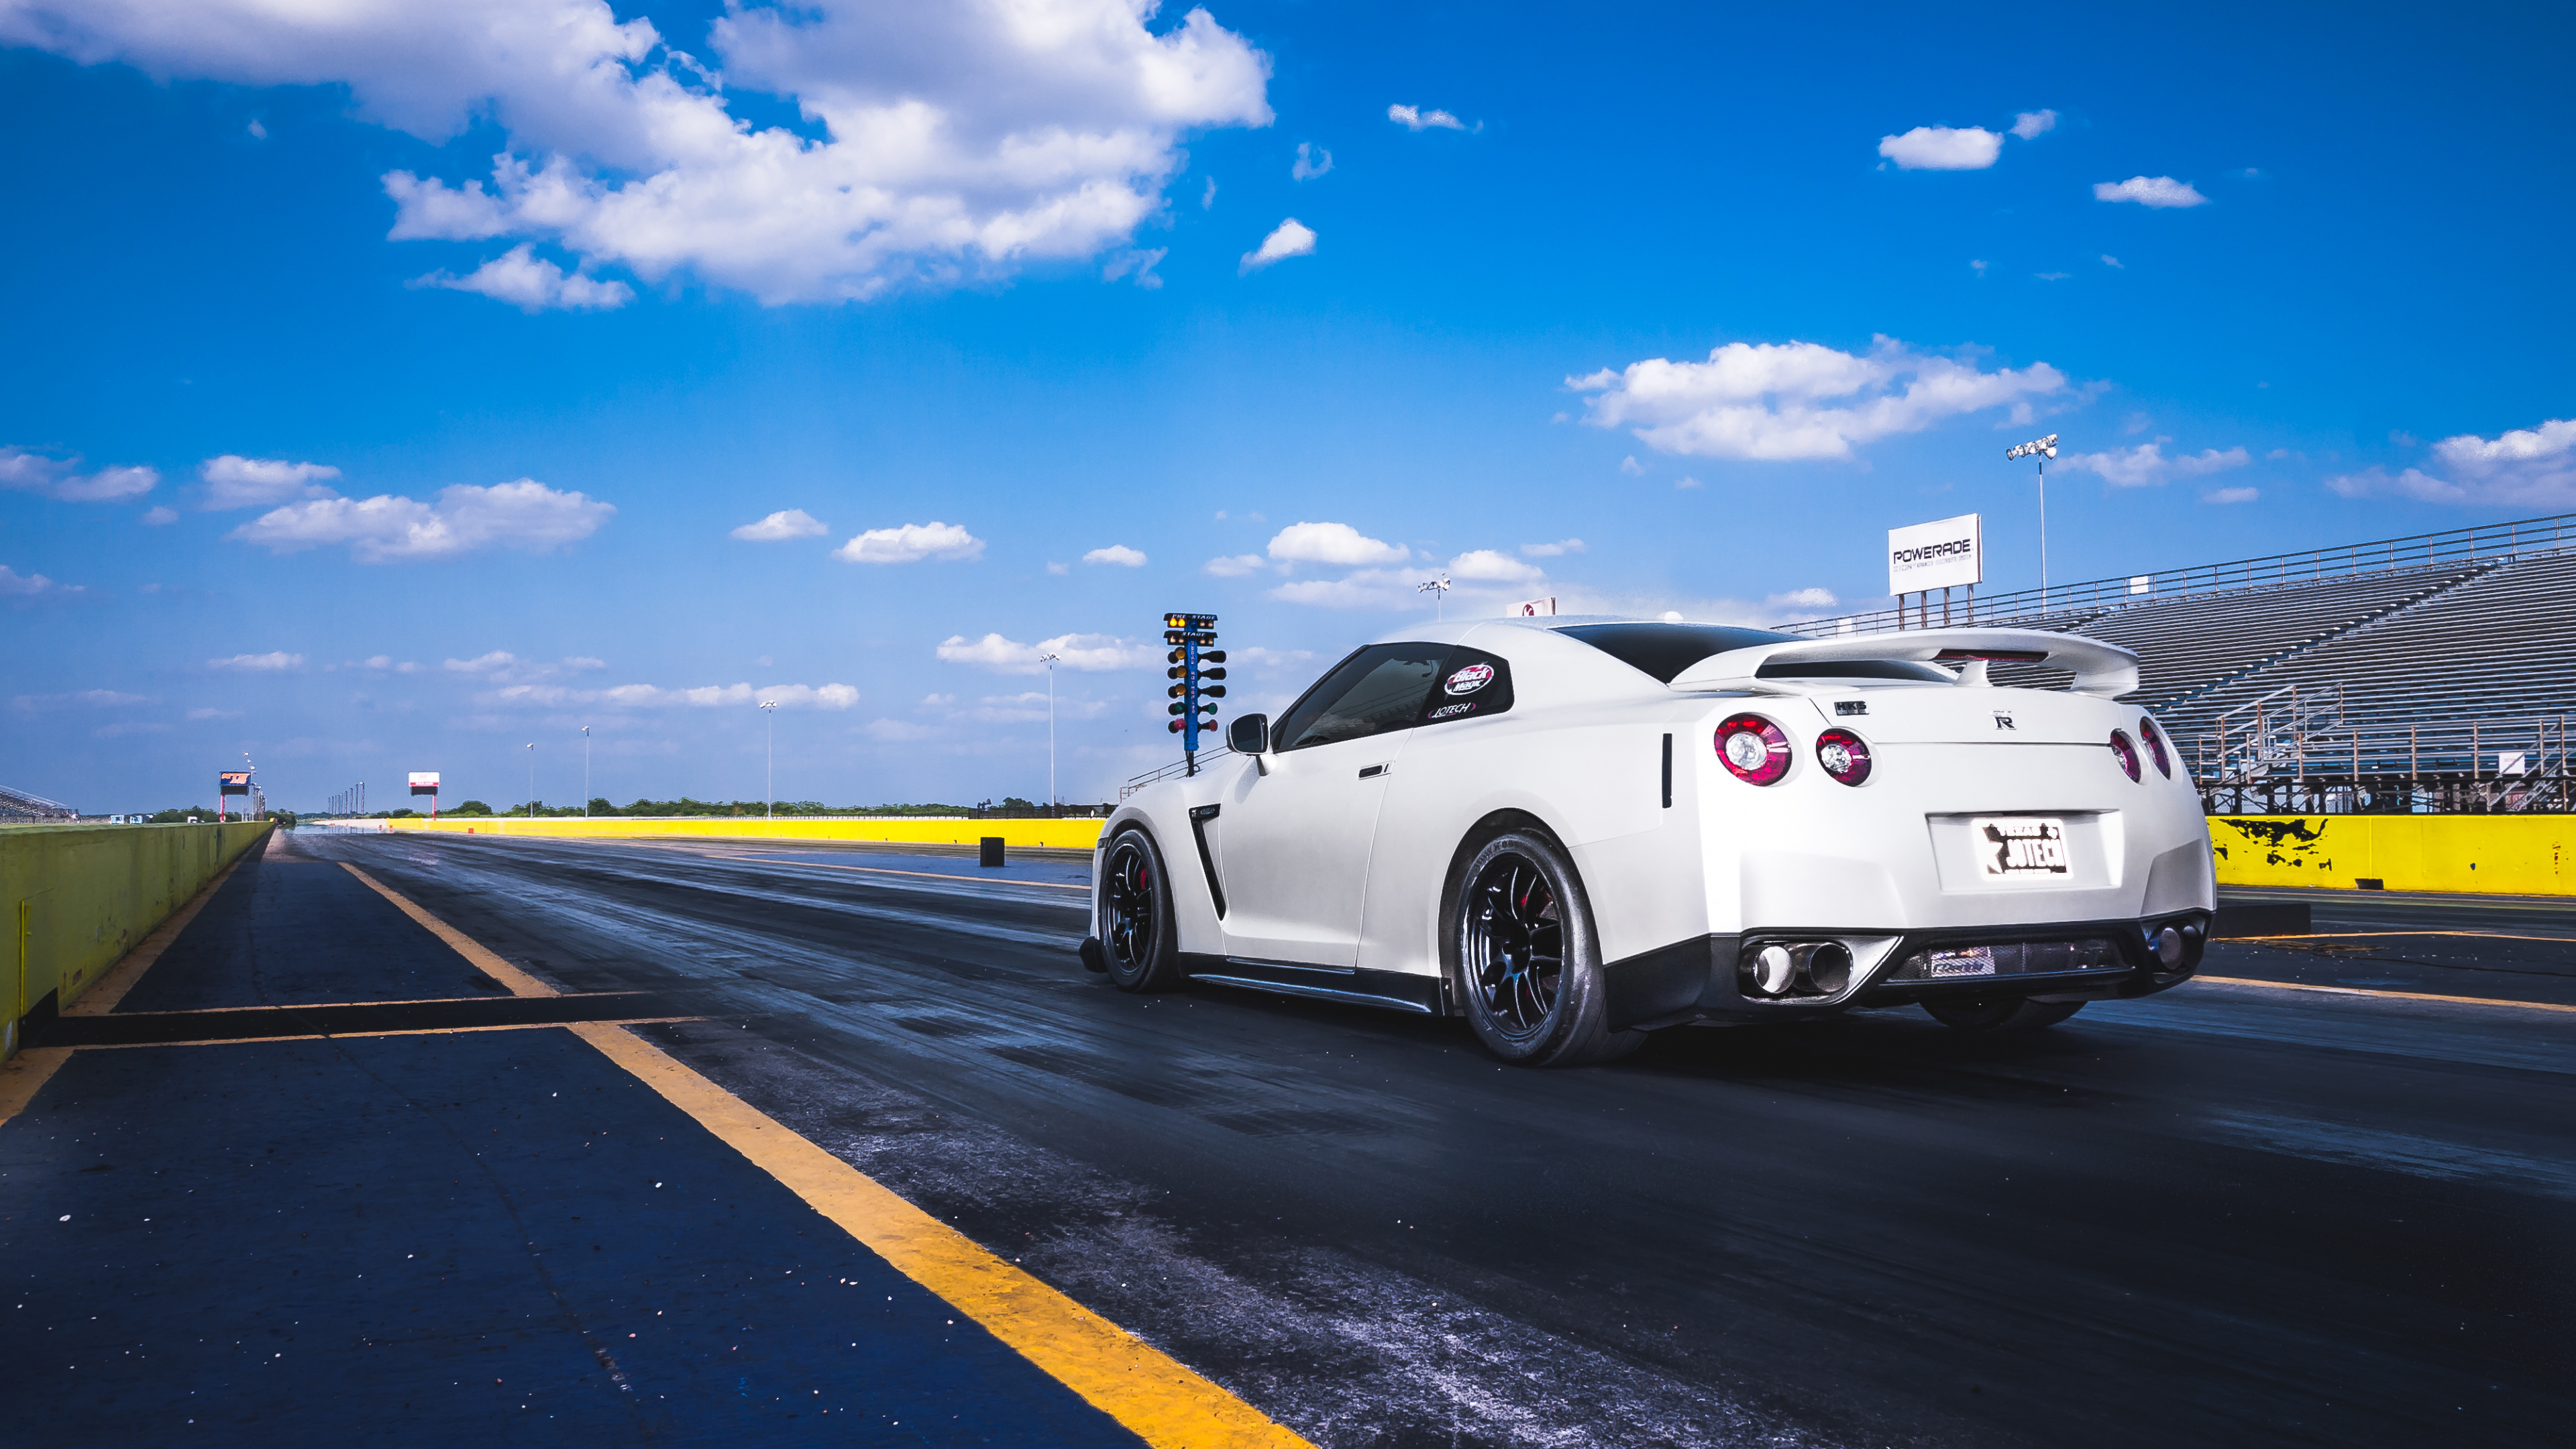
[313, 796, 1110, 820]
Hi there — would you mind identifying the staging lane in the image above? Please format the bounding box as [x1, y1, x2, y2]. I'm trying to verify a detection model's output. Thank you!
[305, 832, 2575, 1448]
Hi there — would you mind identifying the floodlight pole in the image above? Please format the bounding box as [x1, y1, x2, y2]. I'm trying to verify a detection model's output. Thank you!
[2006, 434, 2061, 610]
[1038, 653, 1061, 812]
[582, 725, 591, 816]
[525, 743, 535, 818]
[759, 700, 779, 818]
[1417, 574, 1452, 621]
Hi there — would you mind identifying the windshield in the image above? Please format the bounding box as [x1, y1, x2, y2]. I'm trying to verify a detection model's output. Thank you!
[1555, 622, 1953, 684]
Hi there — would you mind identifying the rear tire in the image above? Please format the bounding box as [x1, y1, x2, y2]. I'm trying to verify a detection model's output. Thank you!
[1449, 829, 1642, 1067]
[1923, 996, 2085, 1032]
[1099, 829, 1184, 992]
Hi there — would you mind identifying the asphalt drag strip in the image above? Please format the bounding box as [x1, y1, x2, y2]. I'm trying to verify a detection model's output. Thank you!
[260, 829, 2573, 1449]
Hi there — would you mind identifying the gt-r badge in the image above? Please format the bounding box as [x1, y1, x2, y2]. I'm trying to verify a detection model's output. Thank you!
[1993, 711, 2017, 731]
[1444, 662, 1495, 695]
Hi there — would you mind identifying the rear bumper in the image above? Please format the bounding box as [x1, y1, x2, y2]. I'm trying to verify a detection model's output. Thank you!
[1601, 910, 2212, 1030]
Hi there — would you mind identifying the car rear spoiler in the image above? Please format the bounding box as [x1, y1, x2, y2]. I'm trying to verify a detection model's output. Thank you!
[1666, 627, 2140, 699]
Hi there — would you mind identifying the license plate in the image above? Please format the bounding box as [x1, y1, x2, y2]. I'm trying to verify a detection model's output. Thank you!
[1973, 816, 2070, 877]
[1921, 947, 1996, 978]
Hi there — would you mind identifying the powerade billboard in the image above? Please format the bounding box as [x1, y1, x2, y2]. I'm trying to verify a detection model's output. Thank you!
[1887, 513, 1983, 595]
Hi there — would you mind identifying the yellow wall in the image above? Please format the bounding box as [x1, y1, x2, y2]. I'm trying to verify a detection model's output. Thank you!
[2209, 814, 2571, 895]
[374, 815, 1110, 850]
[3, 821, 271, 1055]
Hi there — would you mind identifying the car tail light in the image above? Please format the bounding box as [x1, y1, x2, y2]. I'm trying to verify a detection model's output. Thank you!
[2109, 729, 2141, 782]
[2138, 716, 2172, 777]
[1715, 714, 1790, 785]
[1815, 727, 1872, 786]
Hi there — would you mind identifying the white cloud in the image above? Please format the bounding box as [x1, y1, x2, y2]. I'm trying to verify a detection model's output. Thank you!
[1231, 646, 1316, 667]
[1266, 521, 1408, 567]
[1100, 247, 1164, 288]
[229, 478, 613, 561]
[1046, 561, 1070, 575]
[445, 651, 521, 674]
[2202, 486, 2260, 504]
[210, 651, 304, 671]
[360, 655, 423, 673]
[1082, 544, 1147, 567]
[2095, 176, 2208, 208]
[936, 631, 1158, 674]
[11, 689, 153, 710]
[200, 455, 343, 508]
[1268, 568, 1426, 610]
[142, 506, 178, 525]
[186, 706, 244, 720]
[1446, 549, 1543, 585]
[1203, 553, 1268, 577]
[2010, 109, 2058, 140]
[5, 559, 66, 598]
[415, 245, 633, 312]
[1291, 142, 1332, 180]
[1619, 455, 1644, 476]
[832, 521, 983, 564]
[2059, 442, 2250, 488]
[1201, 176, 1217, 209]
[1674, 476, 1703, 489]
[1240, 218, 1316, 272]
[5, 448, 160, 502]
[2326, 418, 2576, 508]
[2102, 254, 2123, 268]
[1877, 125, 2002, 170]
[731, 508, 828, 541]
[1766, 587, 1837, 611]
[1520, 538, 1586, 557]
[1571, 336, 2068, 462]
[7, 0, 1273, 307]
[1387, 103, 1469, 132]
[485, 680, 857, 709]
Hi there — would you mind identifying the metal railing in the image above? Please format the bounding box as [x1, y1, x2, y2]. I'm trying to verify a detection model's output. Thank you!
[1121, 748, 1236, 799]
[0, 784, 78, 823]
[2190, 706, 2573, 814]
[1780, 511, 2576, 638]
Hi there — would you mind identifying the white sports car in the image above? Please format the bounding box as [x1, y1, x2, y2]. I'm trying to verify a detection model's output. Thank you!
[1080, 619, 2215, 1066]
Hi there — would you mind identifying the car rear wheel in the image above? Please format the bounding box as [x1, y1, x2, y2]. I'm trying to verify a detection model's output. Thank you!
[1100, 829, 1183, 992]
[1451, 830, 1642, 1067]
[1923, 996, 2085, 1032]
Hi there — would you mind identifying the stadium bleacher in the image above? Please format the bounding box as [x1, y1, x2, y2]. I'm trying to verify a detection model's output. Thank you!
[1783, 513, 2576, 813]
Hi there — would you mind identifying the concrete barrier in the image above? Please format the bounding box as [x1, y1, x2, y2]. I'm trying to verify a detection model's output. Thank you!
[3, 820, 272, 1057]
[368, 815, 1110, 851]
[2210, 814, 2571, 895]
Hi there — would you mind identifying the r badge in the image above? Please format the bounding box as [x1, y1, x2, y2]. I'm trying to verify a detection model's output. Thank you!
[1992, 711, 2016, 731]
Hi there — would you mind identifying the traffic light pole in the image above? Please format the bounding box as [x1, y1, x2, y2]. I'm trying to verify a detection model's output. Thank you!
[1163, 612, 1226, 777]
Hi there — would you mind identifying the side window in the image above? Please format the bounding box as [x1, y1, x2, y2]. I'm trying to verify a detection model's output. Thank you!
[1273, 644, 1448, 751]
[1417, 647, 1514, 726]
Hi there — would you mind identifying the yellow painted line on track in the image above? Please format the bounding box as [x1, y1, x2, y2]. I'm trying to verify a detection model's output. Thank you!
[65, 857, 245, 1017]
[74, 1018, 705, 1049]
[2195, 975, 2576, 1015]
[575, 1022, 1309, 1448]
[125, 991, 650, 1016]
[340, 862, 559, 996]
[347, 857, 1304, 1446]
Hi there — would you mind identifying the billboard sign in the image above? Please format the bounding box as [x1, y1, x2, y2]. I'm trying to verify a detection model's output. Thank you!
[1887, 514, 1982, 595]
[217, 771, 252, 796]
[1512, 596, 1558, 617]
[409, 771, 441, 795]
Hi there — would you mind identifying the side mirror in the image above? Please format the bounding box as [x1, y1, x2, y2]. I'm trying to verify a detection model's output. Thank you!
[1228, 712, 1269, 755]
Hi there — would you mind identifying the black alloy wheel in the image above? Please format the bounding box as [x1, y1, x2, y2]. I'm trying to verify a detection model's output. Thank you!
[1450, 829, 1640, 1066]
[1923, 996, 2086, 1032]
[1100, 830, 1182, 991]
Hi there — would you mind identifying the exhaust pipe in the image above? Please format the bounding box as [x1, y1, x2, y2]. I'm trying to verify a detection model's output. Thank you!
[1741, 940, 1855, 999]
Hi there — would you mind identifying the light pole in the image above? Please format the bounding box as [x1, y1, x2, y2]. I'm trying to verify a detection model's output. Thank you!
[1417, 573, 1452, 621]
[581, 725, 591, 816]
[2005, 433, 2060, 610]
[524, 742, 535, 818]
[1038, 653, 1060, 812]
[759, 700, 779, 818]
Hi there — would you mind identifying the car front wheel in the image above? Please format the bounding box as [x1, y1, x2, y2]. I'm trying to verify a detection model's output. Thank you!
[1450, 829, 1642, 1067]
[1099, 828, 1183, 991]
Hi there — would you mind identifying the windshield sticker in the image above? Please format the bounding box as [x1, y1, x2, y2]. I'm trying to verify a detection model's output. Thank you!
[1429, 701, 1478, 719]
[1444, 661, 1495, 695]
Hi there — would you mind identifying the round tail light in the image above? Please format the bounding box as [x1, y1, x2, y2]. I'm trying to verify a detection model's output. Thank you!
[1815, 728, 1872, 786]
[1716, 714, 1791, 785]
[2109, 729, 2142, 782]
[2138, 716, 2172, 777]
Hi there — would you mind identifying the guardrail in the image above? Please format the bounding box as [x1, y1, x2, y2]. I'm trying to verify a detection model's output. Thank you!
[1780, 511, 2576, 638]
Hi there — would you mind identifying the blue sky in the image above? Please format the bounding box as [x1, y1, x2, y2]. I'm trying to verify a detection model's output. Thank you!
[5, 0, 2570, 812]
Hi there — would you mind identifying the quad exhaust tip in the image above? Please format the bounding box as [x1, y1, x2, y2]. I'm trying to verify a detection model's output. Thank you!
[1743, 941, 1854, 999]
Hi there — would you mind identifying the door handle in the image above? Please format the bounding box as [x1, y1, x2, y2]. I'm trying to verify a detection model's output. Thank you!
[1357, 764, 1389, 779]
